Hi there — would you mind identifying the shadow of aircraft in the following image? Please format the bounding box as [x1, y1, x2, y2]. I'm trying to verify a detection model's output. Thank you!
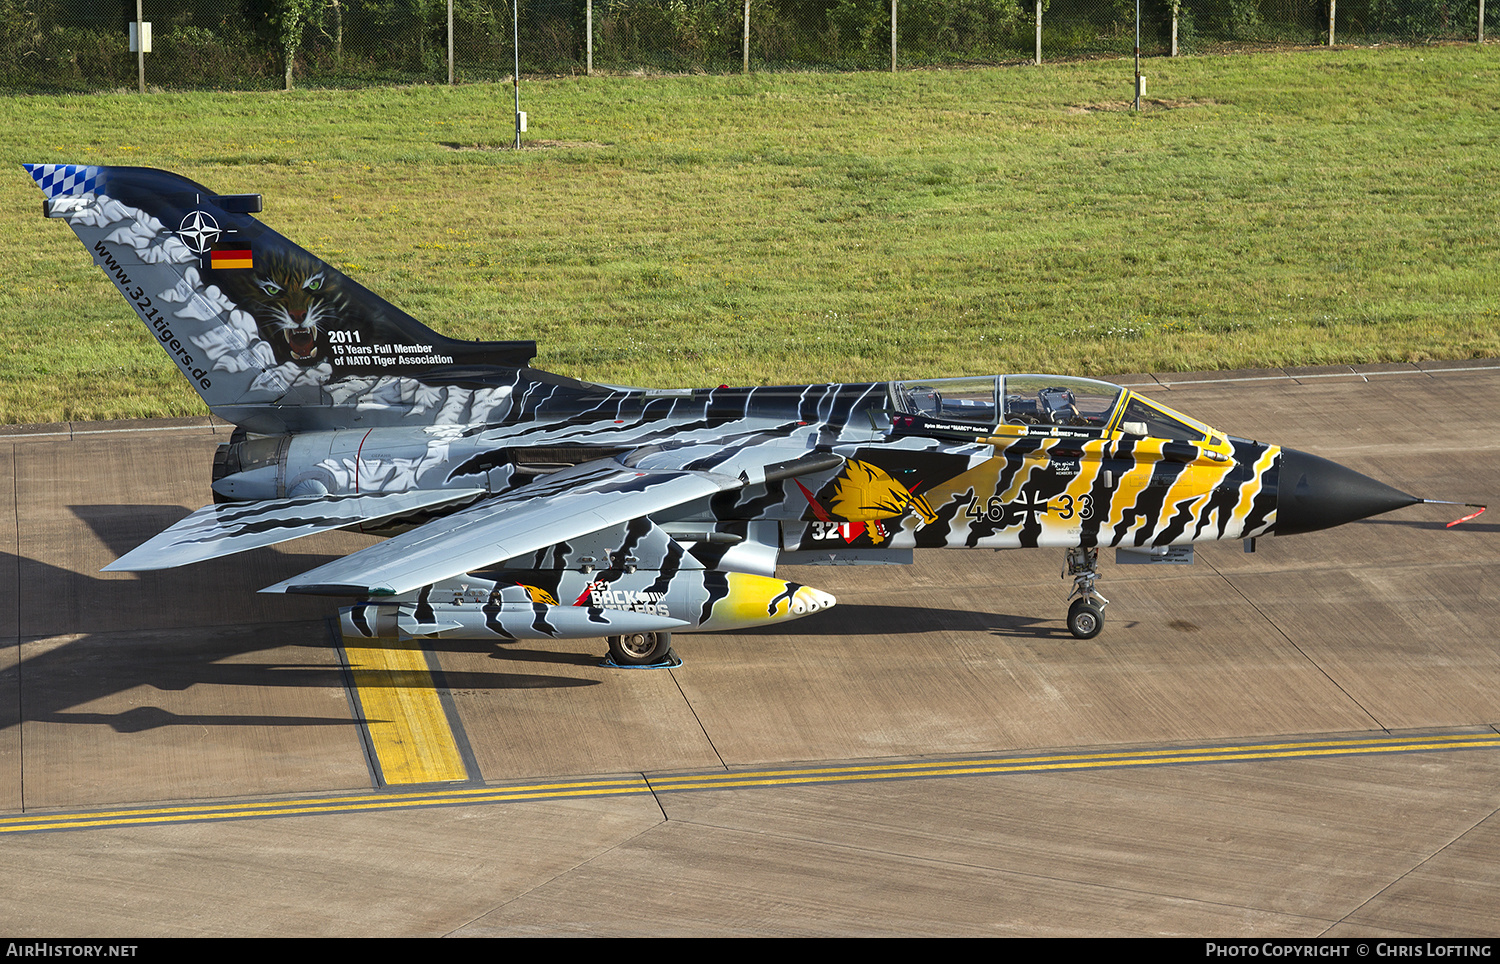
[0, 547, 601, 736]
[0, 494, 1109, 739]
[725, 601, 1065, 639]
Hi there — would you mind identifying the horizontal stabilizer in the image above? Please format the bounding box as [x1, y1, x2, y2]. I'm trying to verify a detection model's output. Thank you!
[102, 487, 485, 572]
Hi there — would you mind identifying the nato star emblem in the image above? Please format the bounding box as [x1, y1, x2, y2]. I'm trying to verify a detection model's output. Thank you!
[178, 210, 222, 255]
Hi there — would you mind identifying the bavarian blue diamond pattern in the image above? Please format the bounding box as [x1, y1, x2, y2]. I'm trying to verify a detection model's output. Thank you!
[24, 164, 103, 199]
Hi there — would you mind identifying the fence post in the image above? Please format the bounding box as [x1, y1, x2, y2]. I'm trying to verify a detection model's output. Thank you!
[135, 0, 145, 93]
[1479, 0, 1485, 42]
[1171, 2, 1178, 55]
[744, 0, 751, 73]
[1035, 0, 1042, 65]
[1328, 0, 1336, 45]
[512, 0, 521, 149]
[1133, 0, 1140, 110]
[587, 0, 593, 74]
[447, 0, 454, 84]
[891, 0, 898, 72]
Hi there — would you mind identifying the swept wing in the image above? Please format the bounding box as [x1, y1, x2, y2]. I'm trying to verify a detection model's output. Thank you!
[102, 487, 486, 571]
[260, 458, 747, 596]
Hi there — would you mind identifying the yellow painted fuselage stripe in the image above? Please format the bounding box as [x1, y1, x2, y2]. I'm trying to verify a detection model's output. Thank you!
[2, 732, 1494, 834]
[344, 641, 468, 785]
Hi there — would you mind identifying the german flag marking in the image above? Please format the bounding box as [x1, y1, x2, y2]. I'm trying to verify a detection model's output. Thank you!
[210, 245, 253, 270]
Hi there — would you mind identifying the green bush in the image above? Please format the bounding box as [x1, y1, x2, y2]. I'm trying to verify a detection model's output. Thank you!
[160, 24, 279, 86]
[826, 0, 1030, 64]
[594, 0, 744, 71]
[1365, 0, 1475, 38]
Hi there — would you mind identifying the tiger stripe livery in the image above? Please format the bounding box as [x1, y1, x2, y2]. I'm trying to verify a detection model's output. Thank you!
[29, 164, 1436, 654]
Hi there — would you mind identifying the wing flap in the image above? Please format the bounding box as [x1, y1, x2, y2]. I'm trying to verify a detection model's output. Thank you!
[261, 459, 743, 597]
[102, 487, 485, 572]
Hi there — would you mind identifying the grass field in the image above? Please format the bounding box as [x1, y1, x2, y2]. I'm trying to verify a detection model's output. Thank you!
[3, 45, 1498, 423]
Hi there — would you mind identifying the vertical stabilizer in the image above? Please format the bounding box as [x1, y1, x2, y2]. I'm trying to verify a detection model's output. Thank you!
[27, 164, 538, 433]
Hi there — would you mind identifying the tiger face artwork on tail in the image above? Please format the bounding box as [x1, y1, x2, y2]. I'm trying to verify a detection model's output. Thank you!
[220, 249, 350, 367]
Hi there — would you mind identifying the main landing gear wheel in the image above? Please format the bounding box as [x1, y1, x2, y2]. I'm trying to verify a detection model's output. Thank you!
[1067, 597, 1104, 640]
[607, 631, 674, 667]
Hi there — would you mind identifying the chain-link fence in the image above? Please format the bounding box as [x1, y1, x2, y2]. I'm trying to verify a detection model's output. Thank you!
[1, 0, 1492, 92]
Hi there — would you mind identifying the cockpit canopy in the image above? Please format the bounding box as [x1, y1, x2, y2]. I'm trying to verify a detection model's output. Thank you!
[888, 374, 1221, 444]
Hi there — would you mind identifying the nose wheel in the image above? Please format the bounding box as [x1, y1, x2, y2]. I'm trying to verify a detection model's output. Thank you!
[1064, 547, 1108, 639]
[1067, 596, 1105, 639]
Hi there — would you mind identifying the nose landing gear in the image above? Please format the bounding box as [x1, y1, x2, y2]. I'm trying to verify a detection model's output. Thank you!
[1064, 547, 1108, 639]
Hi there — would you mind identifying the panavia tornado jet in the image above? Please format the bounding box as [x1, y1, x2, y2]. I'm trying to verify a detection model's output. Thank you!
[25, 164, 1482, 663]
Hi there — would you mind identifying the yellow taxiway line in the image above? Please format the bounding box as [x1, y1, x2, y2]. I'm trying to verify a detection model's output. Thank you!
[343, 641, 470, 785]
[648, 731, 1500, 791]
[2, 730, 1495, 835]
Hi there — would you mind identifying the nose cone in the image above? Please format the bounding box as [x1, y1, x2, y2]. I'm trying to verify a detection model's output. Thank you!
[1275, 448, 1419, 536]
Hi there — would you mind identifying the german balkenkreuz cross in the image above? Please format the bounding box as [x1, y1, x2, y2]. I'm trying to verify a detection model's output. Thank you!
[1011, 490, 1052, 526]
